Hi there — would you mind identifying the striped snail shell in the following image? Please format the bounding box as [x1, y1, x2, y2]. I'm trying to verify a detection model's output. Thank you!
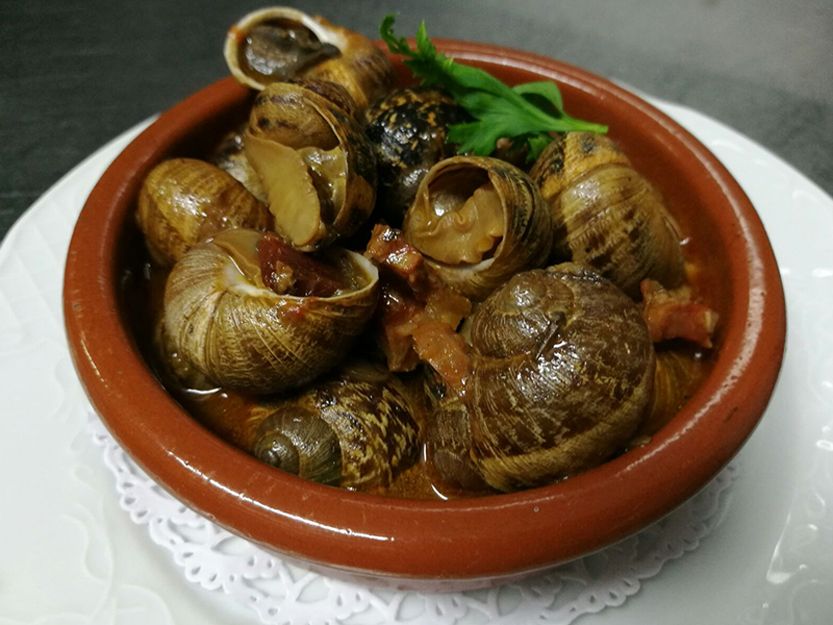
[634, 347, 709, 441]
[529, 132, 685, 298]
[244, 81, 377, 251]
[465, 262, 655, 492]
[136, 158, 269, 266]
[247, 362, 421, 489]
[403, 156, 553, 301]
[224, 6, 394, 109]
[161, 228, 379, 395]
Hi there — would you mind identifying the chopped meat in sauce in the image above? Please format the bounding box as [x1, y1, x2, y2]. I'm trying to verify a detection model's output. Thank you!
[641, 279, 719, 348]
[365, 224, 473, 389]
[258, 232, 350, 297]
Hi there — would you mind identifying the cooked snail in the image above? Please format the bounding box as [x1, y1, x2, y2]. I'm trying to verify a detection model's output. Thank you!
[634, 347, 709, 441]
[244, 81, 377, 251]
[224, 6, 394, 109]
[402, 156, 553, 301]
[136, 158, 269, 266]
[422, 372, 490, 493]
[245, 362, 421, 489]
[463, 263, 655, 492]
[161, 228, 379, 395]
[364, 88, 471, 225]
[530, 132, 685, 298]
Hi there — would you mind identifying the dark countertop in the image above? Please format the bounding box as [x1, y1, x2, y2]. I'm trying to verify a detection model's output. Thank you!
[2, 0, 832, 242]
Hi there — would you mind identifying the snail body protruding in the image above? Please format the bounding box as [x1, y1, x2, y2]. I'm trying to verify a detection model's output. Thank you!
[136, 158, 269, 266]
[161, 228, 379, 395]
[403, 156, 553, 301]
[244, 81, 377, 251]
[465, 263, 655, 492]
[224, 6, 394, 109]
[364, 88, 471, 225]
[248, 363, 421, 490]
[530, 132, 685, 298]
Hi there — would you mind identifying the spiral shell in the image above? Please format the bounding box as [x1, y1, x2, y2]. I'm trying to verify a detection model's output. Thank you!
[403, 156, 553, 301]
[247, 363, 421, 489]
[364, 88, 471, 225]
[244, 81, 377, 251]
[161, 228, 379, 395]
[136, 158, 269, 266]
[635, 347, 709, 440]
[422, 372, 490, 493]
[224, 6, 394, 109]
[530, 132, 685, 297]
[466, 263, 655, 492]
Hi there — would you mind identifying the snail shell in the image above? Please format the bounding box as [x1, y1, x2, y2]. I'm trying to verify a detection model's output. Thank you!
[224, 6, 394, 109]
[247, 362, 421, 489]
[364, 88, 471, 225]
[635, 347, 709, 440]
[403, 156, 553, 301]
[244, 81, 377, 251]
[529, 132, 685, 298]
[161, 228, 379, 395]
[210, 126, 269, 203]
[466, 262, 655, 492]
[422, 371, 491, 493]
[136, 158, 269, 266]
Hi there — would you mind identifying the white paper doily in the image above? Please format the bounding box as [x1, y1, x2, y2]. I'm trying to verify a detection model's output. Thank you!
[87, 413, 736, 625]
[2, 96, 832, 624]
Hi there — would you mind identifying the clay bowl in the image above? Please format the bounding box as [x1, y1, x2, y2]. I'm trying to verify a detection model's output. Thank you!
[63, 41, 786, 588]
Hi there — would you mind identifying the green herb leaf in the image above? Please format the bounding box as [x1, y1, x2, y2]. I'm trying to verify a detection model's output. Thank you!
[512, 81, 564, 114]
[380, 15, 607, 161]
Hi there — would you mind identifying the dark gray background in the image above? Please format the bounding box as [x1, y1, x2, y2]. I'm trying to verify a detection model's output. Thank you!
[2, 0, 831, 242]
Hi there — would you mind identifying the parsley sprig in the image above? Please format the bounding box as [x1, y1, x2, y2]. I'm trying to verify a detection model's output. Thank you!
[380, 15, 608, 161]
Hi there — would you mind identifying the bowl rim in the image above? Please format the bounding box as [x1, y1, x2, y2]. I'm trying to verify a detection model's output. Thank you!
[63, 39, 786, 582]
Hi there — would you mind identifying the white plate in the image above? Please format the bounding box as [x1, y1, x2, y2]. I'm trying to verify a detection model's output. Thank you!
[1, 98, 831, 625]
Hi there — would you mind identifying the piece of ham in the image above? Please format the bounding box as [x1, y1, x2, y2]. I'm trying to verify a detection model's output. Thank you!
[640, 279, 719, 348]
[366, 224, 472, 390]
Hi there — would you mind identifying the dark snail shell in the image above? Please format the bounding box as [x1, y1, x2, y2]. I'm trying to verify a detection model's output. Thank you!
[161, 228, 379, 395]
[529, 132, 685, 298]
[247, 363, 421, 489]
[224, 6, 394, 109]
[465, 262, 655, 492]
[244, 81, 377, 251]
[136, 158, 269, 266]
[364, 88, 471, 225]
[403, 155, 553, 301]
[422, 371, 490, 493]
